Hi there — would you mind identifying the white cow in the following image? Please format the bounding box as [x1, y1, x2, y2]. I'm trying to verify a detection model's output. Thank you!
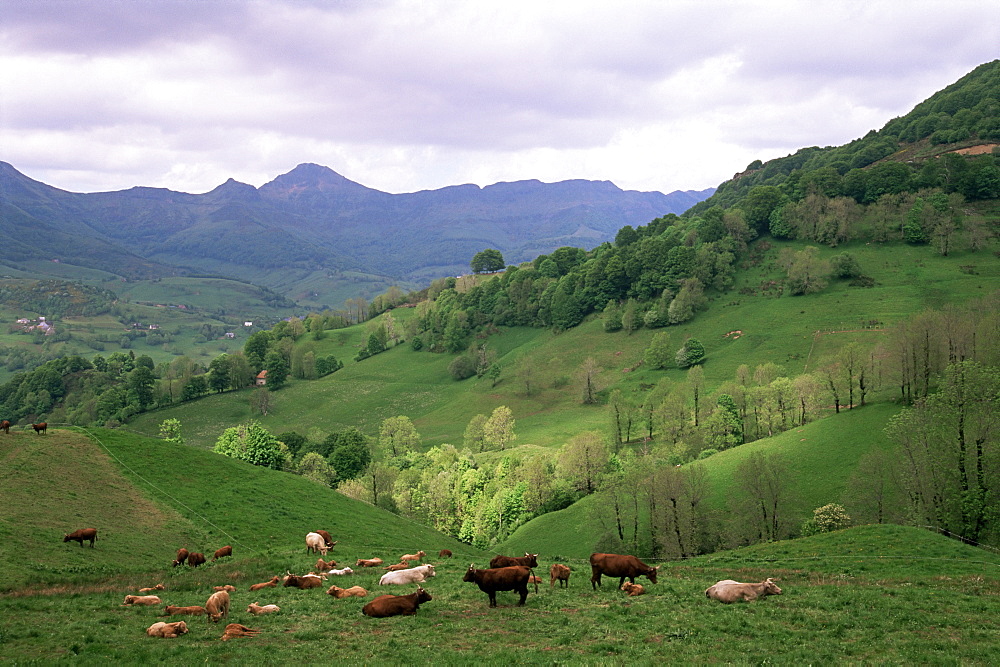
[326, 566, 354, 576]
[379, 564, 437, 585]
[305, 532, 329, 556]
[705, 578, 782, 603]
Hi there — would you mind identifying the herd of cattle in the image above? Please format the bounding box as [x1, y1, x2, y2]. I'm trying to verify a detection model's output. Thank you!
[66, 526, 781, 640]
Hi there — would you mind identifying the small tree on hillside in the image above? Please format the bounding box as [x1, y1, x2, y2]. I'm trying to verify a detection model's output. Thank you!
[213, 420, 285, 469]
[483, 405, 516, 451]
[471, 249, 505, 274]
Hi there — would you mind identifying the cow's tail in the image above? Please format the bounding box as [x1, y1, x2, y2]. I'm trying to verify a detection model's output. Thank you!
[529, 568, 539, 594]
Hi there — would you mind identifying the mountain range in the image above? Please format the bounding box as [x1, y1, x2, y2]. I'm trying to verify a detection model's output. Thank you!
[0, 161, 713, 305]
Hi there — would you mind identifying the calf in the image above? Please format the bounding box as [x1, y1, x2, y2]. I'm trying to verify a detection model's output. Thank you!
[249, 576, 280, 591]
[326, 566, 354, 576]
[327, 585, 369, 599]
[187, 552, 206, 567]
[356, 558, 383, 568]
[621, 582, 646, 597]
[205, 590, 230, 623]
[528, 575, 542, 584]
[246, 602, 280, 615]
[379, 564, 436, 586]
[362, 587, 432, 617]
[146, 621, 188, 638]
[383, 563, 409, 572]
[705, 578, 782, 603]
[400, 550, 426, 564]
[589, 552, 658, 590]
[172, 548, 189, 567]
[438, 549, 452, 558]
[213, 585, 236, 592]
[220, 623, 261, 641]
[212, 545, 232, 561]
[32, 422, 47, 434]
[163, 605, 206, 617]
[123, 595, 162, 606]
[550, 563, 571, 588]
[0, 420, 10, 434]
[63, 528, 98, 548]
[489, 552, 538, 569]
[463, 565, 535, 608]
[139, 583, 165, 593]
[283, 573, 324, 589]
[305, 532, 329, 556]
[316, 558, 338, 571]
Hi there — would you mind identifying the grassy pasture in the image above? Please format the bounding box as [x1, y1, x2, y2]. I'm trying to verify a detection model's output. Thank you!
[1, 428, 999, 663]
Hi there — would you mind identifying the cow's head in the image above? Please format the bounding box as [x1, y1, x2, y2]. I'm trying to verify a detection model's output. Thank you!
[646, 566, 659, 584]
[462, 565, 478, 582]
[173, 621, 189, 635]
[763, 578, 782, 595]
[523, 552, 539, 567]
[63, 534, 71, 542]
[416, 587, 432, 603]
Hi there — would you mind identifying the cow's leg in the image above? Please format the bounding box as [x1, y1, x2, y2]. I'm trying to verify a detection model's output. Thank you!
[590, 571, 601, 589]
[517, 584, 527, 606]
[488, 592, 497, 607]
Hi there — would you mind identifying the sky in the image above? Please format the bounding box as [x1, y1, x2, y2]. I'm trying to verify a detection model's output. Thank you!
[2, 0, 998, 196]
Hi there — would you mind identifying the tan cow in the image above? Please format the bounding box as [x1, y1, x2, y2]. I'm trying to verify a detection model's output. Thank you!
[213, 585, 236, 592]
[123, 595, 162, 606]
[246, 602, 280, 615]
[705, 578, 782, 603]
[315, 558, 338, 571]
[164, 605, 207, 617]
[327, 585, 369, 598]
[550, 563, 571, 588]
[205, 590, 230, 623]
[400, 550, 426, 564]
[146, 621, 188, 638]
[220, 623, 261, 641]
[621, 582, 646, 596]
[249, 576, 280, 591]
[139, 583, 165, 593]
[356, 558, 383, 568]
[305, 532, 329, 556]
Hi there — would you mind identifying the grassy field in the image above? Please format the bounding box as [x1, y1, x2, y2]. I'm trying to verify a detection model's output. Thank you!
[1, 428, 999, 663]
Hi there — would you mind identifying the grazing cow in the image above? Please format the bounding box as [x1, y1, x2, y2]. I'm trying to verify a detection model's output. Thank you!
[164, 605, 206, 617]
[314, 530, 336, 548]
[123, 595, 162, 606]
[705, 578, 782, 603]
[305, 532, 329, 556]
[187, 552, 206, 568]
[362, 587, 432, 617]
[621, 582, 646, 597]
[326, 566, 354, 576]
[356, 558, 383, 568]
[146, 621, 188, 638]
[172, 548, 189, 567]
[400, 550, 426, 564]
[213, 585, 236, 592]
[0, 420, 10, 434]
[438, 549, 452, 558]
[63, 528, 98, 548]
[212, 545, 232, 561]
[139, 583, 165, 593]
[589, 553, 659, 590]
[489, 552, 538, 569]
[327, 585, 369, 599]
[249, 576, 280, 592]
[383, 563, 409, 572]
[283, 573, 324, 589]
[550, 563, 571, 589]
[246, 602, 280, 615]
[463, 565, 536, 608]
[315, 558, 337, 571]
[205, 590, 230, 623]
[379, 564, 436, 586]
[219, 623, 261, 641]
[32, 422, 47, 434]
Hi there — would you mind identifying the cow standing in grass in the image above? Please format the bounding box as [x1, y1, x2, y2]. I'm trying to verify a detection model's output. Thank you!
[64, 528, 97, 548]
[589, 553, 658, 590]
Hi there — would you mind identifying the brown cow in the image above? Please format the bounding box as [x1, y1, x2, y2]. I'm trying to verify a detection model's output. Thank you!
[315, 530, 337, 548]
[400, 550, 426, 564]
[212, 545, 232, 561]
[249, 576, 280, 591]
[220, 623, 261, 641]
[0, 420, 10, 434]
[528, 575, 542, 584]
[246, 602, 280, 615]
[383, 563, 409, 572]
[123, 595, 162, 606]
[356, 558, 383, 568]
[146, 621, 188, 638]
[550, 563, 571, 588]
[621, 582, 646, 597]
[463, 565, 536, 608]
[489, 552, 538, 569]
[315, 558, 338, 571]
[438, 549, 452, 558]
[139, 583, 165, 593]
[205, 590, 230, 623]
[187, 552, 207, 568]
[327, 585, 369, 599]
[705, 578, 782, 603]
[64, 528, 98, 548]
[213, 585, 236, 592]
[32, 422, 47, 434]
[362, 587, 432, 617]
[172, 548, 189, 567]
[283, 573, 324, 589]
[164, 605, 207, 617]
[589, 553, 658, 590]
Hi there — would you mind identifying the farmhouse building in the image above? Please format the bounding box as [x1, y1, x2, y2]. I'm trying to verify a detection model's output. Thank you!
[255, 370, 268, 386]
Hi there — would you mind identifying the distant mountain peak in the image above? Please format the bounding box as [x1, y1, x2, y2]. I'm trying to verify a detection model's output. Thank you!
[260, 162, 380, 197]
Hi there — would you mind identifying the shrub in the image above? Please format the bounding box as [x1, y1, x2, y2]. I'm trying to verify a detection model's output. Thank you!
[801, 503, 852, 537]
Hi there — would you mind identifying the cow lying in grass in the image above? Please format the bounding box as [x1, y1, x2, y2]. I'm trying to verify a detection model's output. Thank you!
[246, 602, 280, 615]
[705, 578, 782, 603]
[139, 584, 165, 593]
[379, 564, 436, 585]
[356, 558, 383, 567]
[621, 582, 645, 596]
[249, 576, 280, 591]
[123, 595, 162, 606]
[220, 623, 261, 641]
[213, 585, 236, 592]
[146, 621, 188, 638]
[362, 588, 432, 617]
[327, 585, 368, 599]
[164, 605, 206, 617]
[283, 573, 324, 589]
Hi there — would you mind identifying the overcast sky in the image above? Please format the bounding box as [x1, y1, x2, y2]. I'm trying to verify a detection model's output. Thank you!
[2, 1, 998, 196]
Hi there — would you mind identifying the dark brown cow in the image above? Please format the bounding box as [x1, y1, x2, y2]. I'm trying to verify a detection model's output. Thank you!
[488, 552, 538, 569]
[362, 587, 432, 617]
[283, 573, 324, 589]
[550, 563, 571, 588]
[438, 549, 452, 558]
[463, 565, 536, 608]
[589, 553, 658, 590]
[187, 552, 207, 568]
[315, 530, 336, 548]
[63, 528, 97, 548]
[0, 420, 10, 434]
[212, 545, 232, 561]
[32, 422, 47, 434]
[172, 548, 189, 567]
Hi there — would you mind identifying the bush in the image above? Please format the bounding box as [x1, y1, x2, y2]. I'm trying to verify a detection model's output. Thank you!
[801, 503, 852, 537]
[698, 448, 719, 460]
[448, 355, 477, 380]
